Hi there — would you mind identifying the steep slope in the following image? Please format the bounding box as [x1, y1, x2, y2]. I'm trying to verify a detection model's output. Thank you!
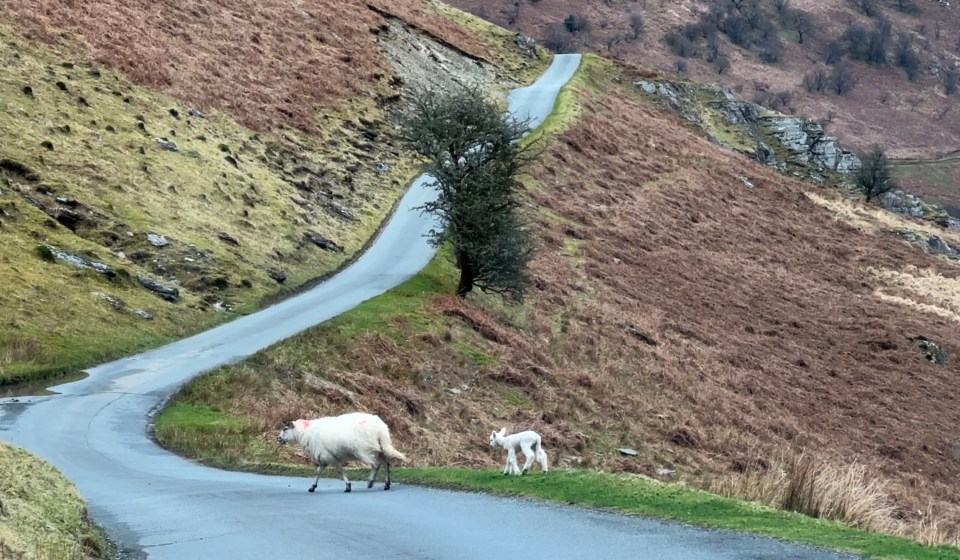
[0, 3, 546, 385]
[445, 0, 960, 209]
[160, 56, 960, 544]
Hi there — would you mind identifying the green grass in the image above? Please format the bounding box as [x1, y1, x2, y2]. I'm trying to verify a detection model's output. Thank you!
[0, 441, 112, 559]
[391, 468, 960, 560]
[0, 25, 428, 386]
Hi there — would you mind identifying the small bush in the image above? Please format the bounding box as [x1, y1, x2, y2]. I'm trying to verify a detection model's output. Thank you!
[36, 244, 55, 262]
[825, 39, 845, 64]
[856, 145, 896, 203]
[831, 64, 858, 95]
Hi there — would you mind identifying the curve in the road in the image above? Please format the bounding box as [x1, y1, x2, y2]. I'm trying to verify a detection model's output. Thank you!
[0, 54, 854, 560]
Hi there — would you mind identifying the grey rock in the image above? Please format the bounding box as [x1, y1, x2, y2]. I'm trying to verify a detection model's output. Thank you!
[217, 232, 240, 247]
[137, 275, 180, 302]
[755, 141, 777, 167]
[909, 336, 949, 365]
[46, 245, 115, 277]
[134, 309, 154, 320]
[879, 190, 926, 218]
[267, 269, 287, 284]
[624, 324, 658, 346]
[655, 468, 676, 476]
[376, 162, 390, 174]
[927, 236, 959, 259]
[513, 34, 537, 58]
[93, 291, 124, 310]
[188, 108, 206, 119]
[737, 175, 755, 190]
[155, 137, 179, 152]
[635, 80, 657, 94]
[304, 231, 343, 253]
[618, 448, 638, 457]
[716, 101, 758, 126]
[325, 203, 356, 222]
[147, 233, 169, 247]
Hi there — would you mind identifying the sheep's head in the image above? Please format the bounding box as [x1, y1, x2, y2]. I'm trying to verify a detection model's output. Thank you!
[277, 421, 296, 445]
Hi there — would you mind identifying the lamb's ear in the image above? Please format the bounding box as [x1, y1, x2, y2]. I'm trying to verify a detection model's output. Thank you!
[499, 427, 507, 435]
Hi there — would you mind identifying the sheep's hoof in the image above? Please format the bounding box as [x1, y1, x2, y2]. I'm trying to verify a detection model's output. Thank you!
[367, 481, 374, 489]
[384, 482, 391, 491]
[344, 484, 352, 493]
[308, 486, 316, 493]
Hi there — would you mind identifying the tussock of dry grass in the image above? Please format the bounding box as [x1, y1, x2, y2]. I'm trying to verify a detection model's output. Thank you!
[806, 192, 960, 247]
[868, 266, 960, 323]
[710, 453, 896, 532]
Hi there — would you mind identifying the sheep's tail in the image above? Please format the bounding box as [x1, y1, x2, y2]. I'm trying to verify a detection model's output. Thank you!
[379, 431, 408, 463]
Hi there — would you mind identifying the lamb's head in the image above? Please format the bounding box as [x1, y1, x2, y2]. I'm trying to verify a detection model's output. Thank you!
[489, 428, 507, 448]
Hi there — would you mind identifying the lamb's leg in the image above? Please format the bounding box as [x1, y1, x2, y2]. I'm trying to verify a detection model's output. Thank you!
[337, 466, 352, 493]
[367, 463, 381, 489]
[309, 465, 327, 493]
[384, 462, 392, 491]
[507, 448, 521, 476]
[520, 442, 536, 474]
[503, 451, 512, 475]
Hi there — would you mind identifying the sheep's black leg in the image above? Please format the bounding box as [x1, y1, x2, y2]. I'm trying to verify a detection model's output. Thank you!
[310, 465, 327, 493]
[337, 466, 352, 492]
[384, 462, 391, 491]
[367, 464, 381, 489]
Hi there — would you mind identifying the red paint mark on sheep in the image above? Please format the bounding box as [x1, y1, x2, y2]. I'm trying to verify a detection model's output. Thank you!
[299, 420, 310, 429]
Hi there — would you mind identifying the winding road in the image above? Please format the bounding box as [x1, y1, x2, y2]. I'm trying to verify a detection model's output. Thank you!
[0, 54, 853, 560]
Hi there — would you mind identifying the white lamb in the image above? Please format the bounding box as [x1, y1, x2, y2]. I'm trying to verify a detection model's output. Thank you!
[489, 428, 548, 475]
[277, 412, 408, 493]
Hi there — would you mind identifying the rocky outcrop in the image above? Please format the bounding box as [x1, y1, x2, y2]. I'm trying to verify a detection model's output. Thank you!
[760, 117, 859, 173]
[44, 245, 116, 277]
[304, 231, 343, 253]
[634, 78, 860, 176]
[137, 275, 180, 302]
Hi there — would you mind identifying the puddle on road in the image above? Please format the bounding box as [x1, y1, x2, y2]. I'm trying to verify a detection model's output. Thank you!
[0, 371, 88, 398]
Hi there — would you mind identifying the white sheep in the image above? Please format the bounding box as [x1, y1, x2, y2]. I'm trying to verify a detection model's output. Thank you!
[489, 428, 548, 475]
[277, 412, 408, 493]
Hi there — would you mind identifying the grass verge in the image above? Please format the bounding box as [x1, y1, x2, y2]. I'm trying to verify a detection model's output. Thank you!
[392, 468, 960, 560]
[0, 441, 111, 560]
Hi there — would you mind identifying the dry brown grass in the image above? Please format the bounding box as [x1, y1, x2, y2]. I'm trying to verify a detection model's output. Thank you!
[710, 452, 897, 532]
[0, 0, 492, 132]
[444, 0, 960, 160]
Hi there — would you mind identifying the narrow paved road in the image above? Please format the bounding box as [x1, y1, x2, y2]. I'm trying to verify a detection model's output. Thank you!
[0, 55, 853, 560]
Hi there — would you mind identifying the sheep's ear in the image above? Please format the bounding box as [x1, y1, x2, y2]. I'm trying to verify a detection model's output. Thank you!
[499, 428, 507, 435]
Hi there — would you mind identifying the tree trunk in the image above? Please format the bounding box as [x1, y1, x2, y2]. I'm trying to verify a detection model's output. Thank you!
[457, 251, 475, 298]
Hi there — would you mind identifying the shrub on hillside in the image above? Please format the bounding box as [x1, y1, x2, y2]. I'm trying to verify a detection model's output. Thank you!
[856, 145, 897, 203]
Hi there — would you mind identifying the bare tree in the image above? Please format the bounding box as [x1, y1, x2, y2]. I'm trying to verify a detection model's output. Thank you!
[825, 39, 845, 64]
[543, 24, 574, 53]
[628, 11, 646, 41]
[853, 0, 882, 18]
[788, 10, 816, 44]
[715, 54, 732, 74]
[802, 67, 830, 93]
[856, 145, 896, 203]
[831, 63, 858, 95]
[895, 33, 920, 81]
[773, 0, 791, 21]
[944, 62, 959, 95]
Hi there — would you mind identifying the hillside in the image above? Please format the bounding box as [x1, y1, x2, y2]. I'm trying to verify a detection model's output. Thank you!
[158, 56, 960, 545]
[444, 0, 960, 212]
[0, 2, 545, 385]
